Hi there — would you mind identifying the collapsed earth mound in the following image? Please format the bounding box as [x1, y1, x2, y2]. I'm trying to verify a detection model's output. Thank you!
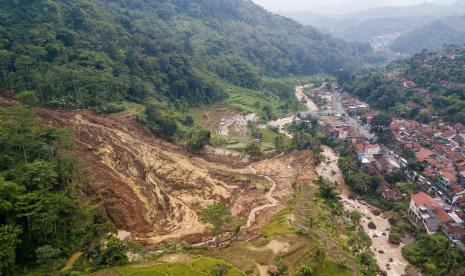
[37, 108, 262, 246]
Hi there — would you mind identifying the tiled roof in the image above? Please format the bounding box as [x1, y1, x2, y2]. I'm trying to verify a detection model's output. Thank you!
[416, 148, 434, 162]
[433, 208, 452, 223]
[411, 192, 438, 208]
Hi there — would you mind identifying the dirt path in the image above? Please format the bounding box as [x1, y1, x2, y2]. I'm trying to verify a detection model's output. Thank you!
[317, 146, 408, 276]
[242, 164, 278, 229]
[295, 85, 319, 112]
[263, 116, 295, 138]
[61, 252, 82, 271]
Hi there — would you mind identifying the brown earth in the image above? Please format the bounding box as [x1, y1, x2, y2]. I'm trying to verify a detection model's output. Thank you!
[30, 106, 314, 247]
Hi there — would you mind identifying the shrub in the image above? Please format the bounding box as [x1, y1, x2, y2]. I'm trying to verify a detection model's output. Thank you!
[245, 143, 262, 156]
[35, 245, 65, 272]
[388, 232, 401, 245]
[350, 211, 362, 223]
[200, 204, 233, 233]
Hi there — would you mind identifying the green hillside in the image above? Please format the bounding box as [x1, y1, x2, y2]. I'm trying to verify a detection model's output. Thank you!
[341, 45, 465, 123]
[0, 0, 373, 109]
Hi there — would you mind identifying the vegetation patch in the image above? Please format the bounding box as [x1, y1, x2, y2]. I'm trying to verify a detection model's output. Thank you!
[112, 256, 244, 276]
[261, 206, 296, 237]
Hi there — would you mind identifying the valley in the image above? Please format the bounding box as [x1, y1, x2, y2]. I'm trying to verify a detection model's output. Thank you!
[43, 80, 406, 275]
[3, 0, 465, 275]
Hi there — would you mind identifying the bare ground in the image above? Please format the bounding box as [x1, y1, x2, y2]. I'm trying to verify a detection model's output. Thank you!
[34, 107, 306, 247]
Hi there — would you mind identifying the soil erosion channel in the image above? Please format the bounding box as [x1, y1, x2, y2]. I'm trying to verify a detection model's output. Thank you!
[242, 164, 278, 229]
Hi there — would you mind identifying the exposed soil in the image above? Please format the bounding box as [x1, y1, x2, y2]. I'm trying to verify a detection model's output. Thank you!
[33, 106, 306, 247]
[36, 108, 263, 246]
[295, 85, 319, 112]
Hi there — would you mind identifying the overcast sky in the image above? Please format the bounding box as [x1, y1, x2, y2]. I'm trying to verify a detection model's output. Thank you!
[252, 0, 456, 12]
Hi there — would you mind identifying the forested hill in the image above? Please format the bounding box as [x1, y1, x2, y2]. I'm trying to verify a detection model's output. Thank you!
[391, 15, 465, 54]
[0, 0, 373, 109]
[341, 45, 465, 124]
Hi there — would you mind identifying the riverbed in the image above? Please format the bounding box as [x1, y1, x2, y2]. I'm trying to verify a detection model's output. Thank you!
[317, 146, 408, 276]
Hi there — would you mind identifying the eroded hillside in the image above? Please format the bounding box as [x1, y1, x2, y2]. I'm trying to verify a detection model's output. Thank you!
[34, 107, 315, 247]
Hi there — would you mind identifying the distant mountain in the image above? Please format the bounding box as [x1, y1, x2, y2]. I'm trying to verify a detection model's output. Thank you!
[391, 15, 465, 54]
[334, 16, 435, 42]
[307, 0, 388, 16]
[346, 2, 459, 21]
[280, 0, 465, 46]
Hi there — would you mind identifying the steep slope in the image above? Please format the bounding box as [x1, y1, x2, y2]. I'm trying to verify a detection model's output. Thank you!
[34, 106, 312, 246]
[0, 0, 371, 109]
[35, 108, 238, 246]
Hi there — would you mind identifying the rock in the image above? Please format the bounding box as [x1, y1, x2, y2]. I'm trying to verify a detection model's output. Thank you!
[372, 209, 381, 216]
[389, 258, 393, 262]
[379, 250, 384, 254]
[368, 222, 377, 229]
[388, 217, 397, 226]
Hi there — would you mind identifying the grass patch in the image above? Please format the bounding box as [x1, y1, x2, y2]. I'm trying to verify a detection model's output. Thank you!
[312, 260, 353, 276]
[224, 75, 317, 116]
[257, 127, 292, 151]
[254, 181, 271, 191]
[261, 206, 295, 237]
[112, 256, 244, 276]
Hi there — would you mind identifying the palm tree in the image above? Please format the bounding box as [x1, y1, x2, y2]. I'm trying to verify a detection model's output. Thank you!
[338, 156, 358, 175]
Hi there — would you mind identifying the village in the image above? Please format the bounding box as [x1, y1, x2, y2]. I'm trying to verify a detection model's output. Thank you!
[305, 81, 465, 252]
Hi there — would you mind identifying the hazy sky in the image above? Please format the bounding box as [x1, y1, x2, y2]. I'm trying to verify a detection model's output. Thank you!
[252, 0, 456, 12]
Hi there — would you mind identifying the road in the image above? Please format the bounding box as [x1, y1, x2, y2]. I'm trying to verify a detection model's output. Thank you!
[295, 84, 319, 112]
[271, 84, 406, 276]
[328, 89, 375, 140]
[264, 84, 321, 137]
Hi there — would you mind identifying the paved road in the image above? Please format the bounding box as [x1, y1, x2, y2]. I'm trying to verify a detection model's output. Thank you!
[328, 89, 375, 140]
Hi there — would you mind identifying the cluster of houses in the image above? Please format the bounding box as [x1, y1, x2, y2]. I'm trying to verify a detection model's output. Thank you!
[390, 118, 465, 199]
[341, 93, 370, 113]
[312, 87, 406, 200]
[409, 192, 465, 251]
[318, 77, 465, 249]
[390, 117, 465, 247]
[313, 88, 332, 102]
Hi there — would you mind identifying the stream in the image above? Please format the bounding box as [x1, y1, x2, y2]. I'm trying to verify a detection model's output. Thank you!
[242, 164, 278, 229]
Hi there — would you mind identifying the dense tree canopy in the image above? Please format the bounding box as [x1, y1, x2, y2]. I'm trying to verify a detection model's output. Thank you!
[0, 0, 373, 109]
[0, 106, 109, 274]
[341, 45, 465, 124]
